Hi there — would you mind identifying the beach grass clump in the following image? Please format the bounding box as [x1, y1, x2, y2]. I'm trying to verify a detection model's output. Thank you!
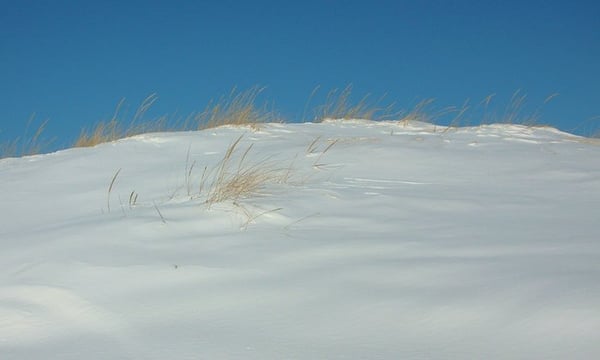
[312, 85, 400, 122]
[202, 135, 284, 207]
[74, 119, 122, 148]
[186, 86, 279, 131]
[74, 94, 168, 147]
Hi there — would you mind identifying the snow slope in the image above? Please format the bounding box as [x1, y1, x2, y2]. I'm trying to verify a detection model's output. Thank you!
[1, 120, 599, 359]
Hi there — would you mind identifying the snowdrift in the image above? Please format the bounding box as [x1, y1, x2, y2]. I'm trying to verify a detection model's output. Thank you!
[1, 120, 599, 359]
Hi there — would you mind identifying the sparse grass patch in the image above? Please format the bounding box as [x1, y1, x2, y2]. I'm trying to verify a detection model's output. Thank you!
[0, 116, 52, 158]
[99, 132, 374, 231]
[74, 88, 277, 148]
[186, 87, 279, 131]
[312, 85, 400, 122]
[304, 135, 340, 169]
[5, 87, 598, 159]
[309, 85, 452, 127]
[203, 135, 285, 207]
[105, 134, 309, 226]
[428, 91, 561, 133]
[74, 119, 121, 148]
[74, 95, 168, 147]
[0, 138, 19, 159]
[400, 99, 445, 126]
[306, 136, 322, 154]
[570, 115, 600, 138]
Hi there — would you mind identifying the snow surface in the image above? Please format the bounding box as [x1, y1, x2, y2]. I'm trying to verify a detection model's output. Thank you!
[1, 119, 599, 359]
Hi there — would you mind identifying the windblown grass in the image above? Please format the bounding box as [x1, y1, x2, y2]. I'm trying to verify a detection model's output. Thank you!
[74, 119, 121, 148]
[188, 86, 279, 130]
[3, 86, 597, 159]
[74, 94, 168, 147]
[107, 134, 300, 225]
[202, 135, 285, 207]
[311, 85, 400, 122]
[74, 88, 277, 148]
[478, 91, 558, 127]
[0, 116, 52, 158]
[439, 91, 561, 132]
[309, 85, 455, 127]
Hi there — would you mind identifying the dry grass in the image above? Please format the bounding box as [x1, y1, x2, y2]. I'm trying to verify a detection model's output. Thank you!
[202, 135, 284, 207]
[312, 89, 563, 133]
[74, 94, 167, 147]
[399, 99, 444, 126]
[310, 85, 454, 128]
[74, 119, 122, 148]
[105, 135, 302, 226]
[312, 85, 400, 122]
[107, 168, 122, 213]
[424, 91, 562, 133]
[0, 116, 51, 158]
[569, 115, 600, 138]
[186, 86, 279, 131]
[309, 137, 338, 168]
[74, 88, 277, 148]
[3, 87, 598, 158]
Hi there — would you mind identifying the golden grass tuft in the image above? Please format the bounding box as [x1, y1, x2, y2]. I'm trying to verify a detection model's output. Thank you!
[107, 134, 305, 226]
[74, 94, 167, 148]
[312, 85, 400, 122]
[74, 119, 121, 148]
[187, 86, 279, 131]
[203, 135, 283, 207]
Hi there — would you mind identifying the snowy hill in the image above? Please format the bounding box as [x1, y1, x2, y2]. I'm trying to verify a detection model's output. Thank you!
[1, 120, 599, 359]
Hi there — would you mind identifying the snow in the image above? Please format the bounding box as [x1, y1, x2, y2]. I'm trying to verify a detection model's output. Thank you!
[1, 119, 599, 359]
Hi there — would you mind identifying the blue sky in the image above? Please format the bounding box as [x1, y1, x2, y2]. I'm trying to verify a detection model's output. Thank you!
[1, 0, 599, 151]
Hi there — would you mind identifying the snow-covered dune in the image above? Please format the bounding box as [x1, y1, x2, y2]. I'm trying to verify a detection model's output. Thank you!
[1, 120, 599, 359]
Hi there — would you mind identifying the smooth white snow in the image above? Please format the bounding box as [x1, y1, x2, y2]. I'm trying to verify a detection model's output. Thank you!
[1, 120, 599, 359]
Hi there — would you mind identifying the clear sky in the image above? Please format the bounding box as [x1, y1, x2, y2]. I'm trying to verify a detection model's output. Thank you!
[1, 0, 599, 151]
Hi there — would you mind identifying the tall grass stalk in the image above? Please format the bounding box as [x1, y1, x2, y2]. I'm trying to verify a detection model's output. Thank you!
[107, 168, 122, 213]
